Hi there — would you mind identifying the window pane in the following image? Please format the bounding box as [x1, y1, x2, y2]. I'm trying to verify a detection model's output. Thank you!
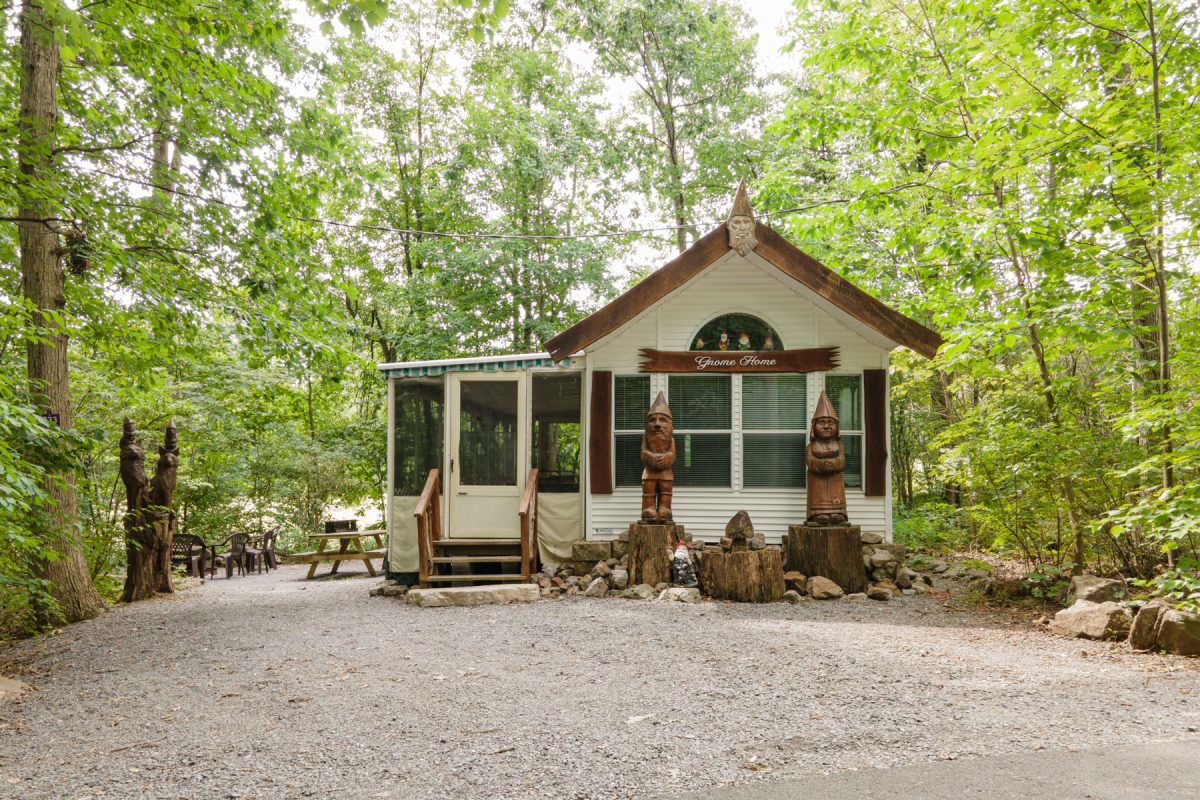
[826, 375, 863, 430]
[690, 313, 783, 351]
[614, 375, 650, 431]
[669, 374, 732, 430]
[842, 433, 863, 489]
[672, 433, 731, 487]
[459, 380, 518, 486]
[614, 433, 643, 488]
[532, 374, 581, 493]
[744, 434, 806, 487]
[393, 379, 444, 495]
[743, 375, 806, 430]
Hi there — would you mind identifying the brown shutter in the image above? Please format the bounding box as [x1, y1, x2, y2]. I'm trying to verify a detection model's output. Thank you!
[589, 371, 613, 494]
[863, 369, 888, 497]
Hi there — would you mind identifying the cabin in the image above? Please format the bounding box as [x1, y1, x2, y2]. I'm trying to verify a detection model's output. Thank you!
[379, 185, 941, 586]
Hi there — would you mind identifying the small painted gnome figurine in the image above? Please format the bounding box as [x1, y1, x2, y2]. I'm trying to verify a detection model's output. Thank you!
[805, 391, 849, 526]
[718, 331, 729, 350]
[737, 331, 751, 350]
[640, 391, 676, 523]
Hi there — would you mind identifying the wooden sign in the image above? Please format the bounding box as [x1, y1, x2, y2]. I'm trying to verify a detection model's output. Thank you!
[638, 346, 839, 374]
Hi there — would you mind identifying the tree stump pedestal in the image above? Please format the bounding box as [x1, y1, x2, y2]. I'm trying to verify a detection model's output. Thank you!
[784, 525, 867, 594]
[698, 547, 785, 603]
[627, 522, 682, 587]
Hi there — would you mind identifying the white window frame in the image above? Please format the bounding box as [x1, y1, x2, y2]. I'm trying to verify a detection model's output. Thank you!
[740, 373, 809, 490]
[824, 372, 865, 490]
[667, 373, 735, 489]
[613, 374, 651, 488]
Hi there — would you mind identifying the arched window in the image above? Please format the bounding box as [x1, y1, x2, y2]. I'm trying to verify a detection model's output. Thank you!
[689, 313, 782, 352]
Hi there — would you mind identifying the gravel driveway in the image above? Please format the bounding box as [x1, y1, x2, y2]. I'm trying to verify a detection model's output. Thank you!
[1, 565, 1198, 799]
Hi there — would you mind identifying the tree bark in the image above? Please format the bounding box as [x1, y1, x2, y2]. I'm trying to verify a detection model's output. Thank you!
[120, 420, 180, 602]
[627, 522, 673, 587]
[698, 548, 784, 603]
[784, 525, 867, 594]
[19, 0, 104, 625]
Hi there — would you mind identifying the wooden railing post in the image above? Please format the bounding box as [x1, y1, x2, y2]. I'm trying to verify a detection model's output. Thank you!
[414, 468, 440, 588]
[519, 469, 538, 582]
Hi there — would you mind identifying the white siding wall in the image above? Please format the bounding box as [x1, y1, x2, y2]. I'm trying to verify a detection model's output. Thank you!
[586, 251, 892, 544]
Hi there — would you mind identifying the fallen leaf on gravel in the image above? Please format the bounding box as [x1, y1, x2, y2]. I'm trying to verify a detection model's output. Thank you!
[742, 763, 771, 772]
[219, 692, 241, 699]
[626, 715, 649, 724]
[288, 697, 312, 703]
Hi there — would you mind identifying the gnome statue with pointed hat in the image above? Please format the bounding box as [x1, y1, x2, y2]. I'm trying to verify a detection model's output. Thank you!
[640, 391, 677, 523]
[727, 179, 758, 257]
[805, 390, 849, 526]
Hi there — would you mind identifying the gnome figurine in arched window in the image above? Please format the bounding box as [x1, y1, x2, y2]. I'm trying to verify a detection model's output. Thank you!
[640, 391, 676, 523]
[805, 391, 849, 526]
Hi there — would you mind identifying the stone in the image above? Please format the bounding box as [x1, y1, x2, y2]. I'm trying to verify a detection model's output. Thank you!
[930, 559, 949, 573]
[658, 587, 702, 603]
[592, 561, 612, 579]
[783, 571, 807, 593]
[617, 529, 630, 542]
[874, 579, 900, 596]
[725, 509, 754, 537]
[1129, 603, 1166, 652]
[610, 568, 629, 590]
[1066, 575, 1126, 605]
[875, 543, 907, 561]
[807, 575, 844, 600]
[867, 585, 892, 601]
[565, 575, 581, 587]
[407, 584, 540, 607]
[572, 541, 612, 564]
[1154, 608, 1200, 656]
[909, 581, 929, 594]
[612, 541, 629, 559]
[869, 549, 897, 568]
[605, 557, 619, 567]
[538, 577, 552, 589]
[568, 561, 595, 576]
[895, 567, 919, 589]
[542, 564, 560, 579]
[552, 577, 566, 588]
[1049, 600, 1132, 640]
[719, 536, 734, 550]
[748, 533, 766, 551]
[626, 583, 657, 600]
[380, 584, 408, 598]
[782, 590, 803, 604]
[845, 592, 868, 603]
[655, 582, 669, 592]
[860, 531, 884, 545]
[584, 577, 609, 597]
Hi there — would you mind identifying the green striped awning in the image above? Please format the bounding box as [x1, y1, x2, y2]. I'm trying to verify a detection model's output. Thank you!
[383, 356, 571, 378]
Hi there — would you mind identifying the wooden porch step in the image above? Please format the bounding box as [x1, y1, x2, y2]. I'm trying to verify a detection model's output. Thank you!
[430, 555, 522, 565]
[433, 538, 521, 547]
[424, 573, 529, 583]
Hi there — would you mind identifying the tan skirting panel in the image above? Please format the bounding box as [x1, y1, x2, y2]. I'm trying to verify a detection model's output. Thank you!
[537, 492, 583, 565]
[387, 494, 420, 574]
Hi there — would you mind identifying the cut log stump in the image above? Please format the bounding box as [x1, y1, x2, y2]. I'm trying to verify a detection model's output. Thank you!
[784, 525, 867, 594]
[627, 523, 676, 587]
[698, 547, 784, 603]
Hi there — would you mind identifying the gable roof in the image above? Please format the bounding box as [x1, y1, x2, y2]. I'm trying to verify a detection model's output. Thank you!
[544, 220, 943, 362]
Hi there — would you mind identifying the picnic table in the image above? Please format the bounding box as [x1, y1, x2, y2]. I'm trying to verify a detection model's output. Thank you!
[293, 530, 386, 579]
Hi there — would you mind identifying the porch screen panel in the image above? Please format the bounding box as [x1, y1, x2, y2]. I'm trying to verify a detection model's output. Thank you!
[393, 378, 444, 495]
[826, 375, 863, 489]
[459, 380, 518, 486]
[532, 373, 581, 492]
[614, 376, 650, 488]
[742, 374, 806, 488]
[669, 375, 731, 487]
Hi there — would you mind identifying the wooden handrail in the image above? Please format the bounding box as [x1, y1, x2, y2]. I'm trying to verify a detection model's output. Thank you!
[518, 469, 538, 581]
[414, 468, 440, 587]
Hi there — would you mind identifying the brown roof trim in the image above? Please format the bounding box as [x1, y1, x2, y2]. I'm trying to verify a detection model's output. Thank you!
[753, 223, 942, 359]
[544, 224, 730, 362]
[543, 219, 942, 362]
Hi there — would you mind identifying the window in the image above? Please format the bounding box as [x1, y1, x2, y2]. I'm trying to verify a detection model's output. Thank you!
[614, 375, 650, 488]
[458, 380, 518, 486]
[393, 378, 444, 495]
[532, 374, 581, 492]
[690, 313, 783, 352]
[742, 375, 807, 487]
[669, 374, 732, 487]
[825, 375, 863, 489]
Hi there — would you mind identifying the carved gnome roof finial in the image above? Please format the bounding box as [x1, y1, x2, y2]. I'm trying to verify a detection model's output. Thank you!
[647, 390, 673, 421]
[727, 179, 758, 257]
[812, 390, 838, 422]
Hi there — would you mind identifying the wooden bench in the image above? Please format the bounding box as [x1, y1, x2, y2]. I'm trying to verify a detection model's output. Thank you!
[290, 550, 385, 564]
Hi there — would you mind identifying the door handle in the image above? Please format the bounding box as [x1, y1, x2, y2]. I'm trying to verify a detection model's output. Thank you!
[450, 458, 455, 474]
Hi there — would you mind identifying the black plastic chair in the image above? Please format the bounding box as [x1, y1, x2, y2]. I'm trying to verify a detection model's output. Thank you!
[212, 533, 250, 578]
[170, 533, 207, 581]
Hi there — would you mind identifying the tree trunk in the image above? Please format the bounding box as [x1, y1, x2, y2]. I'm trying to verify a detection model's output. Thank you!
[119, 420, 180, 603]
[784, 525, 867, 594]
[19, 0, 103, 625]
[698, 548, 784, 603]
[627, 523, 674, 587]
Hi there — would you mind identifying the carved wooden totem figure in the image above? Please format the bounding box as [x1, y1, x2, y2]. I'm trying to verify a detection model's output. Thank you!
[805, 391, 849, 526]
[119, 418, 180, 602]
[640, 391, 676, 523]
[727, 179, 758, 257]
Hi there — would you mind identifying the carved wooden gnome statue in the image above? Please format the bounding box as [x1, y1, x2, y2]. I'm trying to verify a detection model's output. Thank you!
[640, 391, 676, 523]
[805, 391, 849, 526]
[727, 179, 758, 257]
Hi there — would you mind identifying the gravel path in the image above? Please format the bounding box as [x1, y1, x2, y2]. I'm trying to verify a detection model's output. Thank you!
[1, 565, 1198, 800]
